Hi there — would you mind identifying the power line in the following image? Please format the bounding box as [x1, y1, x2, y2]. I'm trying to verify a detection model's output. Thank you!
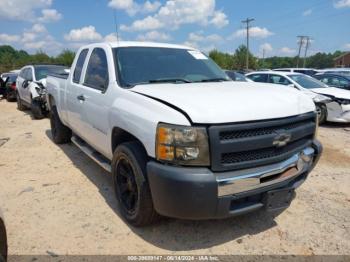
[296, 36, 307, 68]
[241, 18, 255, 70]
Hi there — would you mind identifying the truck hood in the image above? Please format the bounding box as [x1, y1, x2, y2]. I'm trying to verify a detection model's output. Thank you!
[311, 87, 350, 100]
[132, 81, 315, 124]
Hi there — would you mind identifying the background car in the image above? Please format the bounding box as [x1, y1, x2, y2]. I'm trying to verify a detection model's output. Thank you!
[224, 70, 251, 81]
[3, 73, 18, 102]
[317, 68, 350, 75]
[16, 64, 68, 119]
[0, 209, 7, 261]
[246, 71, 350, 124]
[273, 68, 319, 76]
[314, 73, 350, 90]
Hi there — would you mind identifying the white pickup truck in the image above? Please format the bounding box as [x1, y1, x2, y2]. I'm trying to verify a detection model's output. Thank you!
[46, 42, 322, 226]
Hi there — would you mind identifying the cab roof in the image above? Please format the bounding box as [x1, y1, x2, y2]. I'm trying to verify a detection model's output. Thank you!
[84, 41, 197, 51]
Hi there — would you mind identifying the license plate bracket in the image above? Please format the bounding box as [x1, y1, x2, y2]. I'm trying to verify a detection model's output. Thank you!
[264, 187, 295, 211]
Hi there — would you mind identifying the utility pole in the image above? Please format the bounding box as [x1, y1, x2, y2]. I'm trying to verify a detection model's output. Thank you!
[303, 37, 311, 68]
[262, 48, 266, 68]
[241, 18, 255, 71]
[296, 35, 307, 68]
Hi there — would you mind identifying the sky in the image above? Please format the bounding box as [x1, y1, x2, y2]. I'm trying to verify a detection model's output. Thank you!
[0, 0, 350, 57]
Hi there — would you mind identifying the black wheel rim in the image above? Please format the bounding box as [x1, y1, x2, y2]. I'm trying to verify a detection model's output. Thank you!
[115, 157, 138, 214]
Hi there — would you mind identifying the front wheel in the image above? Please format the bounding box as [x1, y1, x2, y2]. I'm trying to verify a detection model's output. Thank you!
[316, 104, 327, 125]
[112, 142, 159, 226]
[31, 99, 45, 119]
[50, 105, 72, 144]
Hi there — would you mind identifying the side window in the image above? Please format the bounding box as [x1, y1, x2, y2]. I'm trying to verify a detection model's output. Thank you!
[19, 69, 26, 78]
[26, 68, 33, 81]
[247, 74, 268, 83]
[73, 49, 89, 83]
[330, 77, 340, 87]
[338, 78, 349, 88]
[269, 74, 291, 85]
[84, 48, 109, 91]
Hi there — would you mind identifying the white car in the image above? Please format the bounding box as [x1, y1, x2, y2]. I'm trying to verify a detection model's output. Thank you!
[273, 68, 318, 76]
[46, 41, 322, 226]
[246, 71, 350, 123]
[16, 64, 68, 119]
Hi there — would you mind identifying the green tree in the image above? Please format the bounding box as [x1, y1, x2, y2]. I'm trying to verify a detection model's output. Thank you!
[234, 45, 257, 70]
[55, 49, 75, 66]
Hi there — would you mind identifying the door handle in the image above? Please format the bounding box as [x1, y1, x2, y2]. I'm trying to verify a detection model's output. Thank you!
[77, 95, 85, 101]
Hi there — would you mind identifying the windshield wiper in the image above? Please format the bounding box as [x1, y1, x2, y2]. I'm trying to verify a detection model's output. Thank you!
[196, 78, 229, 83]
[148, 78, 192, 83]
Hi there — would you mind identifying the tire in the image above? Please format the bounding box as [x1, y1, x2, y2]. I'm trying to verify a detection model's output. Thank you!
[16, 92, 26, 111]
[0, 218, 7, 261]
[112, 141, 159, 226]
[31, 99, 45, 119]
[316, 103, 327, 125]
[50, 105, 72, 144]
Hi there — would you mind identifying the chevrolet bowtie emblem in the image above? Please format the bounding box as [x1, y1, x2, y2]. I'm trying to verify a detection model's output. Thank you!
[273, 132, 292, 147]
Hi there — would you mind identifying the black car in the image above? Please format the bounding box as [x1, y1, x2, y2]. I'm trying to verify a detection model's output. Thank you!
[224, 70, 249, 81]
[314, 73, 350, 90]
[3, 74, 18, 101]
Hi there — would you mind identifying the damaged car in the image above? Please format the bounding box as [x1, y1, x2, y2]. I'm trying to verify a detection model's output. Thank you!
[16, 64, 69, 119]
[246, 71, 350, 124]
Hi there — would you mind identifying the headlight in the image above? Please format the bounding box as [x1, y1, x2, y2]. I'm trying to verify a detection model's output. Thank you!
[313, 94, 332, 103]
[156, 123, 210, 166]
[335, 98, 350, 105]
[35, 86, 46, 95]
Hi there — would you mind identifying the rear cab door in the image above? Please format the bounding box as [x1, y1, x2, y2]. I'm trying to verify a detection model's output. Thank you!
[67, 44, 115, 157]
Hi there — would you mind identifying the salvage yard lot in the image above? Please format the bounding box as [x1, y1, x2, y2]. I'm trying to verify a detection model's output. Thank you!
[0, 100, 349, 255]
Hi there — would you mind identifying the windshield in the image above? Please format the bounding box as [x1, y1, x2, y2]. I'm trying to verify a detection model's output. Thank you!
[35, 65, 68, 80]
[288, 74, 328, 89]
[114, 47, 230, 87]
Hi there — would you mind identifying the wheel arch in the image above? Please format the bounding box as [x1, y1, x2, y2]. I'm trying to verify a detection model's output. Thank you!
[111, 127, 149, 158]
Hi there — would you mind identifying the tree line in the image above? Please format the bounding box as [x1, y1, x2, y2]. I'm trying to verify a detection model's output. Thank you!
[0, 45, 75, 73]
[209, 45, 344, 70]
[0, 44, 344, 73]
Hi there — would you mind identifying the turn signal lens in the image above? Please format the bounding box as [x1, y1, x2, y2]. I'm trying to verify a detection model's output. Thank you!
[156, 123, 210, 166]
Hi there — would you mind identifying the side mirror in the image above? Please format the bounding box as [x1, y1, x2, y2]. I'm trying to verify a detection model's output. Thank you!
[22, 80, 30, 88]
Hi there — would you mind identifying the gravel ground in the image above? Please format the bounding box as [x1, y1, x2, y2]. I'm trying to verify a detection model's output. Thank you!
[0, 99, 349, 255]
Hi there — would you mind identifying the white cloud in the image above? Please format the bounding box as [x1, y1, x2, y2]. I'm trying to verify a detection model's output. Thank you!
[0, 0, 52, 21]
[303, 9, 312, 16]
[280, 47, 296, 56]
[210, 11, 229, 28]
[22, 32, 37, 42]
[31, 23, 47, 33]
[137, 31, 171, 41]
[120, 0, 228, 31]
[188, 32, 223, 43]
[121, 16, 163, 31]
[0, 33, 21, 43]
[64, 26, 103, 42]
[344, 43, 350, 49]
[38, 8, 62, 22]
[184, 32, 222, 52]
[104, 33, 121, 42]
[108, 0, 161, 16]
[259, 43, 273, 53]
[334, 0, 350, 8]
[232, 26, 274, 39]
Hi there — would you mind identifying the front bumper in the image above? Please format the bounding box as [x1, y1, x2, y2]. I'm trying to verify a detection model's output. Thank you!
[326, 102, 350, 123]
[147, 140, 322, 220]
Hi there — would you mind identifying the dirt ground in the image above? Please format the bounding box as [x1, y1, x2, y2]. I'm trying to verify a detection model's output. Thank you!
[0, 99, 349, 256]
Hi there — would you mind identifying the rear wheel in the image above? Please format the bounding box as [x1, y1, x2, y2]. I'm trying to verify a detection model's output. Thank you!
[50, 106, 72, 144]
[112, 142, 159, 226]
[316, 104, 327, 125]
[16, 92, 26, 111]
